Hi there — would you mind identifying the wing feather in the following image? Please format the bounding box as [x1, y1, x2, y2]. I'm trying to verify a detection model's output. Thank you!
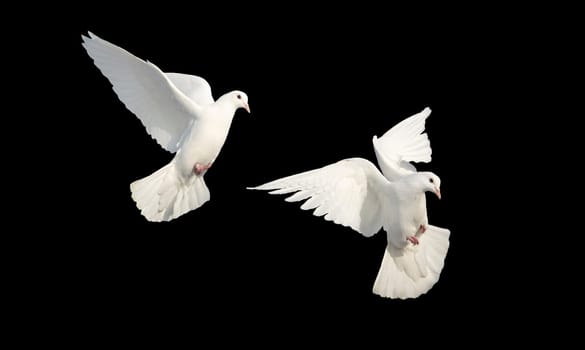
[165, 73, 215, 106]
[372, 107, 433, 181]
[82, 32, 199, 153]
[249, 158, 388, 237]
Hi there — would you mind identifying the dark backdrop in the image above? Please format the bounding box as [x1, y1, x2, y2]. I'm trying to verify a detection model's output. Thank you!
[30, 6, 548, 343]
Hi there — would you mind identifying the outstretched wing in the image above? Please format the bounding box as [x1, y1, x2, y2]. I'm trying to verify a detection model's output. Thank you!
[248, 158, 389, 237]
[82, 32, 200, 153]
[372, 107, 432, 181]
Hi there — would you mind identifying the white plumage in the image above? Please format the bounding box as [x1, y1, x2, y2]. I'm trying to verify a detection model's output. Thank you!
[82, 32, 250, 221]
[249, 108, 450, 299]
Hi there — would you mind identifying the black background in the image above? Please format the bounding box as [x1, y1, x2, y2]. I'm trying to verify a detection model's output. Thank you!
[22, 4, 567, 343]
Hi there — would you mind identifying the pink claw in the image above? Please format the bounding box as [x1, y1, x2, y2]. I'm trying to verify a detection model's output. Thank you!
[193, 162, 212, 175]
[407, 236, 419, 245]
[419, 224, 427, 234]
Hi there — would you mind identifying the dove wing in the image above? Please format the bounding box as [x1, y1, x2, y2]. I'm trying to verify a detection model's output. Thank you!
[82, 32, 200, 153]
[249, 158, 390, 237]
[165, 73, 215, 106]
[372, 107, 433, 181]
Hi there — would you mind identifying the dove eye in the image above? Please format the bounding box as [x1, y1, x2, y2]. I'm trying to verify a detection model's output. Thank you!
[429, 178, 434, 183]
[237, 94, 241, 99]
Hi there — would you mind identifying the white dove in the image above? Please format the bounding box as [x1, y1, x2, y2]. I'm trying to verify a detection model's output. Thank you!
[82, 32, 250, 222]
[248, 108, 450, 299]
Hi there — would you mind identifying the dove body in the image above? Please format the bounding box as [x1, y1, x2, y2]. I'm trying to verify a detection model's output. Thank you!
[386, 175, 431, 249]
[175, 92, 244, 179]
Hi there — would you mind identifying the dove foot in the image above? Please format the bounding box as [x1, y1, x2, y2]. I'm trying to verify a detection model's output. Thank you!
[407, 236, 419, 245]
[418, 224, 427, 234]
[193, 163, 212, 175]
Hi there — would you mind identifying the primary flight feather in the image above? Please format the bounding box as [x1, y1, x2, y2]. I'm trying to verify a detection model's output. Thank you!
[82, 32, 250, 221]
[248, 108, 450, 299]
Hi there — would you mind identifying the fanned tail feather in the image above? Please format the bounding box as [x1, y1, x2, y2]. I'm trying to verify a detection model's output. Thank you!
[130, 161, 210, 221]
[373, 225, 450, 299]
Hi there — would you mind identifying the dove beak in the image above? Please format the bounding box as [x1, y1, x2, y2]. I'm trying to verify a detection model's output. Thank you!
[243, 102, 250, 114]
[434, 188, 441, 200]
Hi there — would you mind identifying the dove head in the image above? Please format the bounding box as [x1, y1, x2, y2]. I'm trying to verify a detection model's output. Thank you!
[229, 91, 250, 114]
[416, 172, 442, 200]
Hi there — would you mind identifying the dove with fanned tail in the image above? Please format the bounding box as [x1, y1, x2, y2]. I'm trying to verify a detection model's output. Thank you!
[249, 108, 450, 299]
[82, 32, 250, 221]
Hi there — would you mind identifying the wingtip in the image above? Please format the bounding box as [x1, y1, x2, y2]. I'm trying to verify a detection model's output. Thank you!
[371, 134, 381, 148]
[422, 107, 432, 117]
[247, 184, 276, 191]
[81, 31, 98, 44]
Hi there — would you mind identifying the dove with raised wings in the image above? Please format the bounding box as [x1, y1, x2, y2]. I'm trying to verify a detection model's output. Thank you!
[82, 32, 250, 221]
[249, 108, 450, 299]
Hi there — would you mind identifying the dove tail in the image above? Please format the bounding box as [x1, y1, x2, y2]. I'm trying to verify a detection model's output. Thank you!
[372, 225, 450, 299]
[130, 161, 210, 222]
